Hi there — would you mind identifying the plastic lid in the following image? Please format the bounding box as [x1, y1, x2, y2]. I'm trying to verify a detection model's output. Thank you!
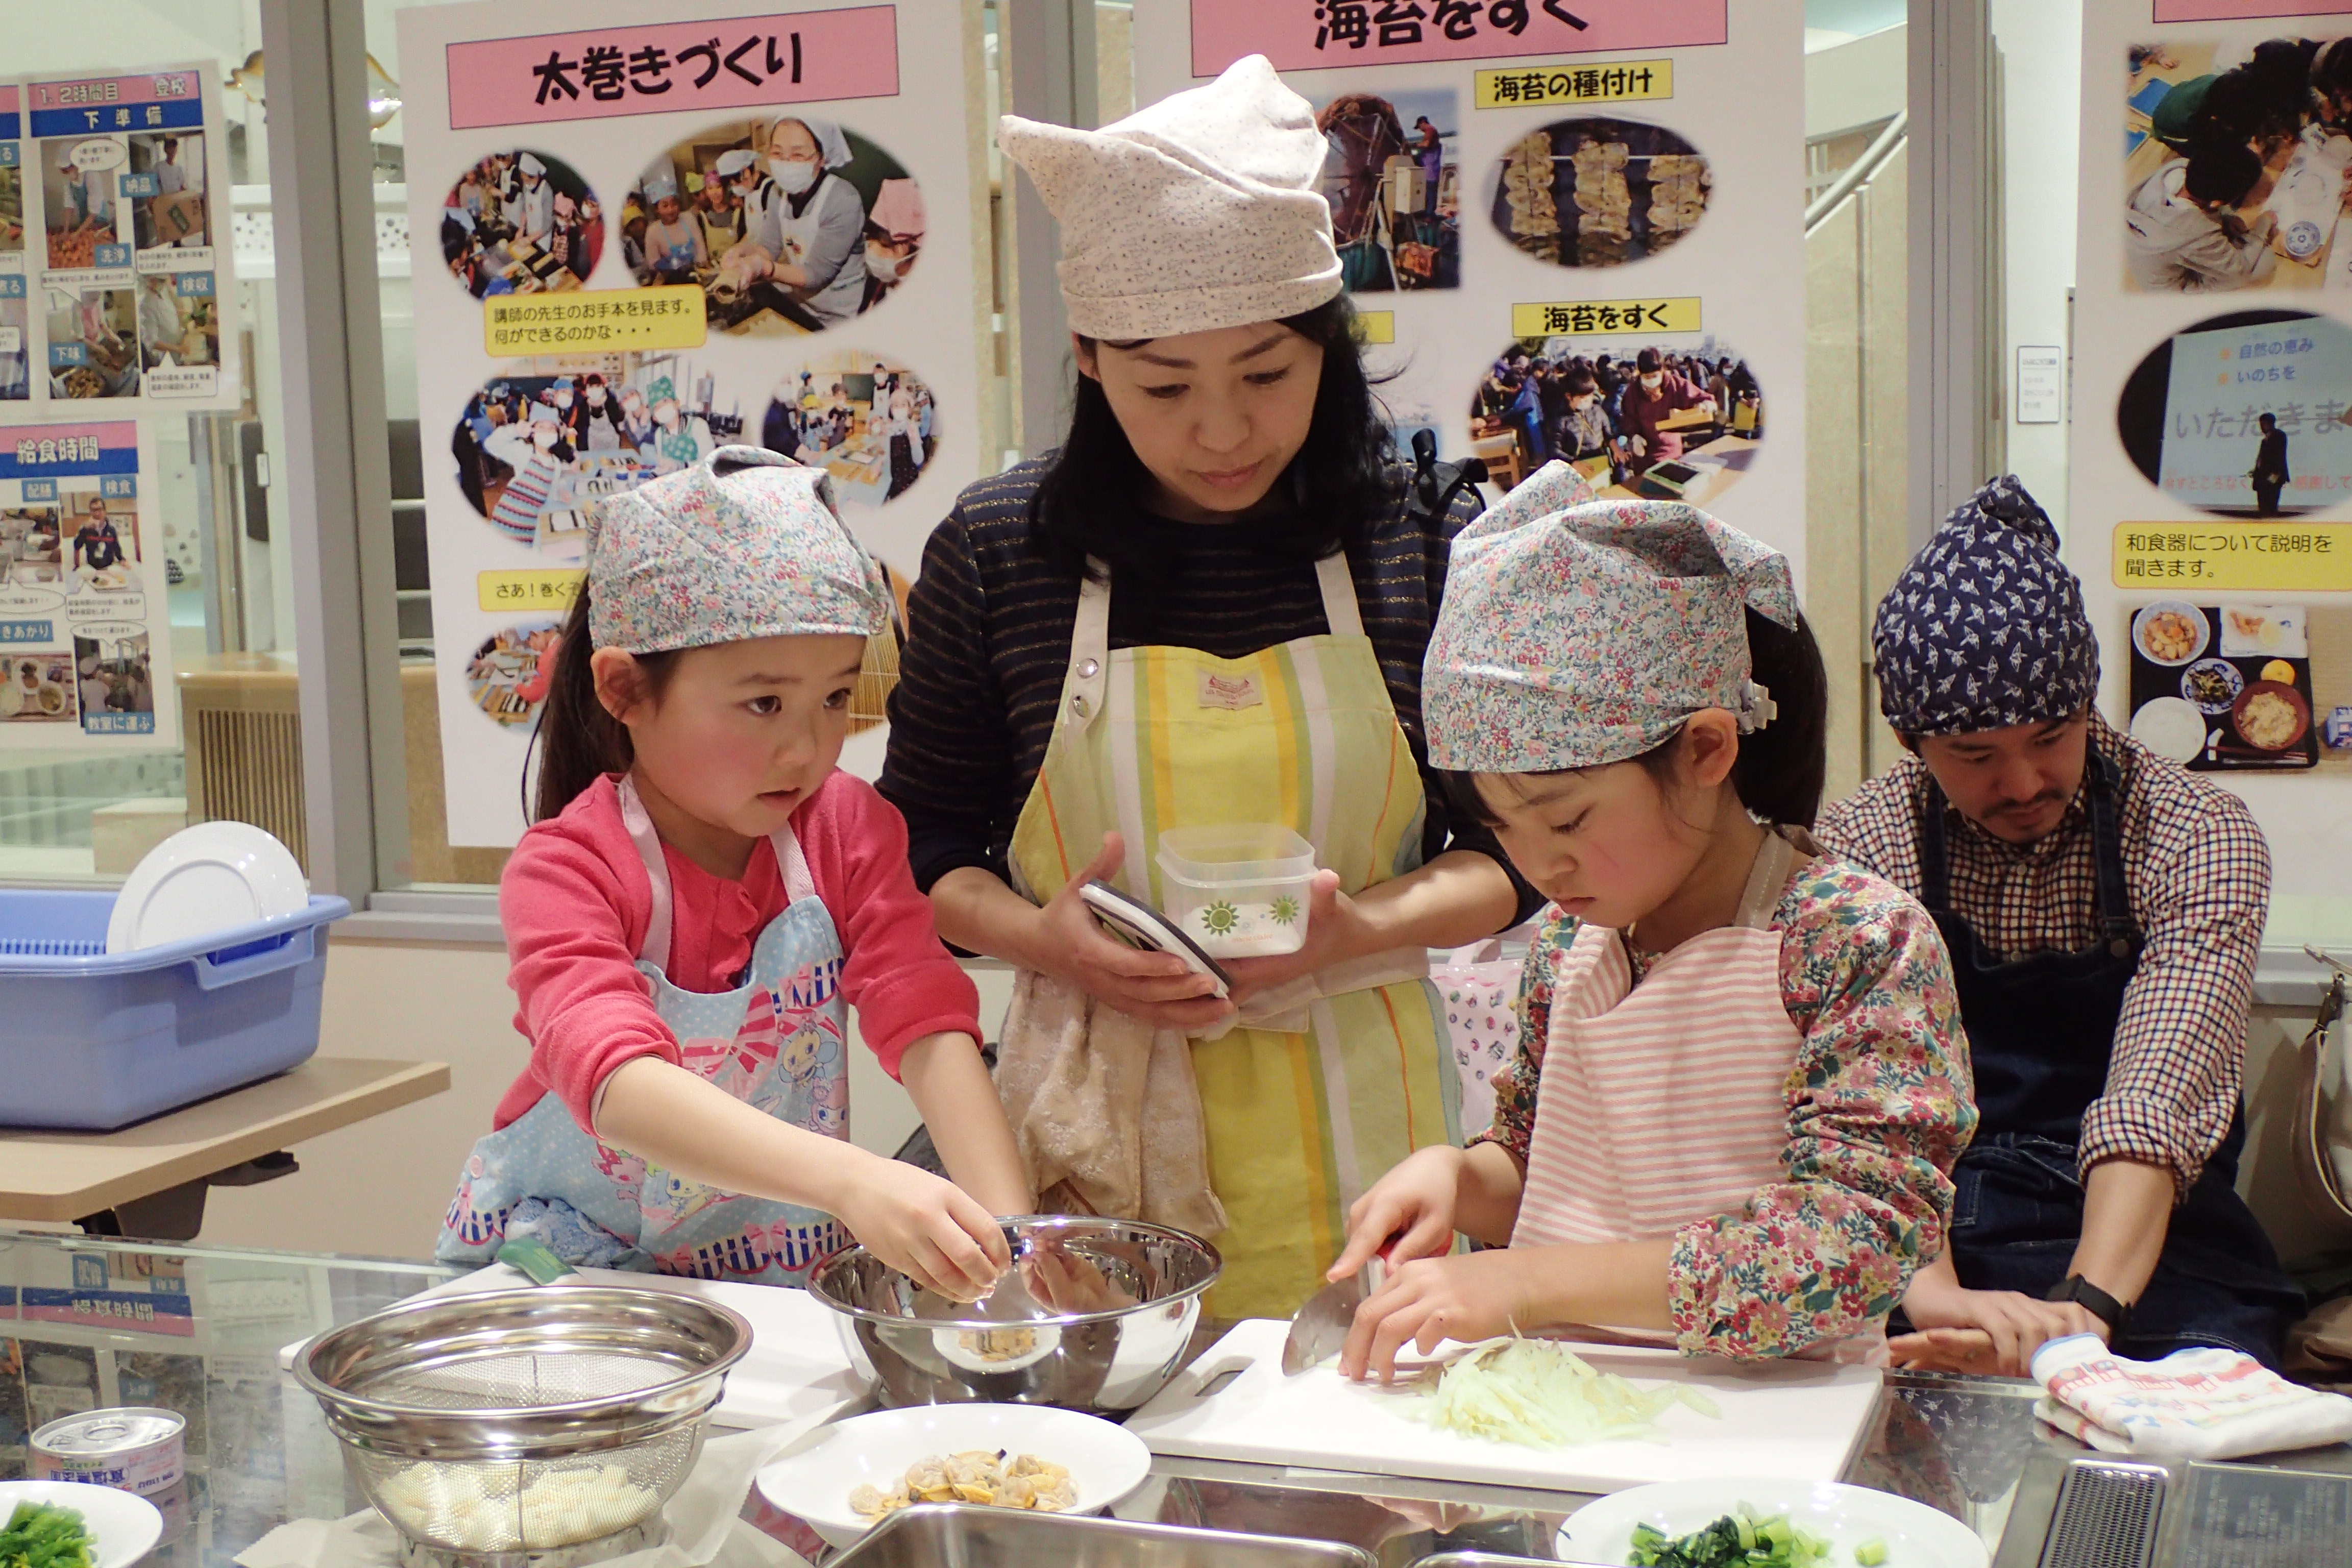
[1156, 824, 1316, 884]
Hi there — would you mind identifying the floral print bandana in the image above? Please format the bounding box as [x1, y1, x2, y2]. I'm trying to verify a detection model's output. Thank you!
[585, 446, 890, 654]
[1424, 460, 1802, 773]
[1871, 474, 2098, 737]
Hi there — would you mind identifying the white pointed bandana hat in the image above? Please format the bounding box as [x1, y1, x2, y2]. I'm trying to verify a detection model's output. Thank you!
[996, 54, 1342, 340]
[1425, 461, 1804, 773]
[585, 446, 890, 655]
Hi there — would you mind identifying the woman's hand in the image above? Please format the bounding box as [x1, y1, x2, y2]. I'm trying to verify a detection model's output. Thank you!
[719, 241, 776, 283]
[1220, 871, 1376, 1003]
[1330, 1145, 1465, 1280]
[1890, 1262, 2106, 1378]
[1339, 1250, 1538, 1383]
[825, 1150, 1011, 1303]
[1030, 834, 1234, 1032]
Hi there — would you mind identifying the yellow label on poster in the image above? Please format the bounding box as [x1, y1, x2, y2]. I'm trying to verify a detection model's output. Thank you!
[484, 286, 705, 357]
[1475, 60, 1673, 111]
[478, 568, 585, 612]
[2112, 523, 2352, 591]
[1353, 311, 1395, 345]
[1512, 298, 1701, 338]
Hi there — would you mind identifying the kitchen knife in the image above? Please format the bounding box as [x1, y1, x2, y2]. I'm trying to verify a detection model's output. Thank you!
[1281, 1251, 1387, 1376]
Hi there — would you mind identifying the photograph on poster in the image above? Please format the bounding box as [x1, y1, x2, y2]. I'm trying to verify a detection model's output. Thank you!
[1467, 335, 1761, 502]
[452, 356, 742, 548]
[0, 291, 27, 402]
[1493, 116, 1711, 269]
[45, 288, 138, 399]
[0, 653, 77, 724]
[60, 491, 139, 593]
[2126, 601, 2322, 771]
[135, 273, 219, 372]
[466, 622, 561, 729]
[2116, 307, 2352, 517]
[1, 160, 21, 251]
[625, 116, 923, 334]
[2, 505, 61, 586]
[2123, 36, 2352, 293]
[761, 351, 938, 507]
[1311, 88, 1459, 292]
[127, 132, 208, 252]
[41, 138, 124, 268]
[442, 150, 601, 299]
[73, 630, 154, 735]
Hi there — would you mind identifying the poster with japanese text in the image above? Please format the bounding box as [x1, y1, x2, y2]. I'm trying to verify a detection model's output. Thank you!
[0, 64, 240, 419]
[1130, 0, 1808, 580]
[398, 0, 984, 846]
[2076, 0, 2352, 875]
[0, 420, 178, 752]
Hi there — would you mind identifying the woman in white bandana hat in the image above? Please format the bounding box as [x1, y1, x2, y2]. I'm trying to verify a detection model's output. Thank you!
[723, 116, 869, 329]
[512, 151, 556, 248]
[439, 448, 1030, 1293]
[880, 57, 1542, 1317]
[1329, 469, 1975, 1377]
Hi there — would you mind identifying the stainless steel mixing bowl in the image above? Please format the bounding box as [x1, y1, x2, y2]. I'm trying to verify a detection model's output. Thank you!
[808, 1215, 1220, 1414]
[295, 1287, 752, 1567]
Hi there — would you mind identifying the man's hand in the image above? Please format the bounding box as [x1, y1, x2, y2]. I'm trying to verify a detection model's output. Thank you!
[1895, 1262, 2107, 1377]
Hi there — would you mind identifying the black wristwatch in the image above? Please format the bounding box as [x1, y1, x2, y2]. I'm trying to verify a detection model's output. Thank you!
[2045, 1274, 2131, 1336]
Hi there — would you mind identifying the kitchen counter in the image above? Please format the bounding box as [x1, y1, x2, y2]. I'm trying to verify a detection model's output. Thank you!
[0, 1229, 2322, 1567]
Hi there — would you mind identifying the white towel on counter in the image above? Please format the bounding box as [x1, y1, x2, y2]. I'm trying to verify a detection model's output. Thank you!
[2031, 1332, 2352, 1460]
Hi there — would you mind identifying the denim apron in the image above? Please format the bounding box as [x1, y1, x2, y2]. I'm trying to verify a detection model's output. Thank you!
[1924, 754, 2303, 1365]
[437, 777, 854, 1285]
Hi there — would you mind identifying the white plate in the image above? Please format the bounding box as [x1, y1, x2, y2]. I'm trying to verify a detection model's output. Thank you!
[2132, 601, 2210, 667]
[755, 1402, 1150, 1550]
[0, 1480, 166, 1568]
[2219, 603, 2309, 659]
[106, 821, 308, 953]
[1560, 1477, 1988, 1568]
[2131, 696, 2208, 763]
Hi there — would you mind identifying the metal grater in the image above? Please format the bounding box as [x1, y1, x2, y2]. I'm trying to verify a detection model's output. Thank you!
[2040, 1460, 2168, 1568]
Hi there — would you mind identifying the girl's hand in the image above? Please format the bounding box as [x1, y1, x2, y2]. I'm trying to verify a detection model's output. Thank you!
[1032, 834, 1234, 1032]
[1221, 871, 1374, 1002]
[1329, 1145, 1465, 1279]
[828, 1152, 1011, 1303]
[1339, 1250, 1537, 1383]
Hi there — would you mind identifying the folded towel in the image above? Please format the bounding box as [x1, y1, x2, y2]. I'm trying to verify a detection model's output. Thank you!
[2031, 1332, 2352, 1460]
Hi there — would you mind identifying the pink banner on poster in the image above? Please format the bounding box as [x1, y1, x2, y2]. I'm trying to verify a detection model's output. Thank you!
[1189, 0, 1726, 76]
[444, 7, 899, 130]
[0, 87, 17, 111]
[2153, 1, 2352, 18]
[27, 73, 201, 112]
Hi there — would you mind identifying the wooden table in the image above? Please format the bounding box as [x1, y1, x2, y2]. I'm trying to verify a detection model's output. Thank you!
[0, 1057, 449, 1237]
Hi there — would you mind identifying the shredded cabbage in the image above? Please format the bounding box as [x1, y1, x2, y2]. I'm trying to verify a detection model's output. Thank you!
[1408, 1335, 1721, 1449]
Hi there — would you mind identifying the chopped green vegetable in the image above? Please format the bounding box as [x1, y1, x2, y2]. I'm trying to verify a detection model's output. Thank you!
[1409, 1334, 1718, 1449]
[1854, 1540, 1888, 1566]
[1624, 1508, 1837, 1568]
[1, 1501, 96, 1568]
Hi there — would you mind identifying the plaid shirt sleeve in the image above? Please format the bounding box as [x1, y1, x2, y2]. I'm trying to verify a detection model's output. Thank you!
[2078, 780, 2269, 1193]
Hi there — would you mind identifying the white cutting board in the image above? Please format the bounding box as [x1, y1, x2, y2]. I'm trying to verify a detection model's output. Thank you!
[278, 1263, 870, 1430]
[1124, 1319, 1882, 1494]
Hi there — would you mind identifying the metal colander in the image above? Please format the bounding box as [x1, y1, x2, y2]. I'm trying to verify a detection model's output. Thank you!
[296, 1288, 752, 1566]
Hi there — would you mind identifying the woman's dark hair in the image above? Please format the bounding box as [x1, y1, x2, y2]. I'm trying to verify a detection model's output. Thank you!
[1564, 368, 1598, 396]
[1441, 607, 1831, 832]
[1027, 292, 1400, 585]
[527, 586, 683, 823]
[2184, 135, 2264, 208]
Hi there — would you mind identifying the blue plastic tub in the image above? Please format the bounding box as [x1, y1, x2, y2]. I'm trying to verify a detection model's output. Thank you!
[0, 890, 351, 1130]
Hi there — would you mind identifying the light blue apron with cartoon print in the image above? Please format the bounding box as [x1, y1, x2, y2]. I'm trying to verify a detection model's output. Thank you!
[438, 777, 853, 1285]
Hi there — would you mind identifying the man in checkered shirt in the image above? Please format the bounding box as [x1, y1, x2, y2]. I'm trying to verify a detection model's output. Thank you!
[1817, 476, 2302, 1374]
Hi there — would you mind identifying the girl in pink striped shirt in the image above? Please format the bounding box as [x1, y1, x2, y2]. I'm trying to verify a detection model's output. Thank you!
[438, 447, 1031, 1295]
[1329, 469, 1973, 1375]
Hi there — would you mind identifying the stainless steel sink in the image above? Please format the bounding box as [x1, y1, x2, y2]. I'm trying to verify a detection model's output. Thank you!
[826, 1504, 1379, 1567]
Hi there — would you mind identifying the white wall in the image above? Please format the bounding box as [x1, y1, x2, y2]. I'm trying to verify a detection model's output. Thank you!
[1805, 25, 1906, 140]
[1991, 0, 2084, 535]
[196, 936, 1011, 1263]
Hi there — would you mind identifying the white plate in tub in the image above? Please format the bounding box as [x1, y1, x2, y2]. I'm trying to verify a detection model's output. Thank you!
[1559, 1477, 1988, 1568]
[0, 1480, 165, 1568]
[106, 821, 307, 953]
[277, 1263, 870, 1430]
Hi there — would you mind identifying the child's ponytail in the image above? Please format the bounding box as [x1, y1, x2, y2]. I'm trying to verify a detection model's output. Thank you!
[526, 587, 680, 824]
[1728, 606, 1828, 829]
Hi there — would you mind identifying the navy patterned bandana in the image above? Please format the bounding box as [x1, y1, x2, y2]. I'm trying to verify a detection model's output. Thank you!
[1872, 475, 2099, 736]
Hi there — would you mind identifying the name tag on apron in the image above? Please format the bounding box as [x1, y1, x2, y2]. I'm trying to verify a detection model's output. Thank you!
[1197, 670, 1263, 710]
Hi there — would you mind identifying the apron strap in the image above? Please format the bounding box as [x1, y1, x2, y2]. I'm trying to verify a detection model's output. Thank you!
[1733, 829, 1803, 930]
[1314, 552, 1365, 639]
[616, 774, 674, 970]
[1065, 559, 1114, 737]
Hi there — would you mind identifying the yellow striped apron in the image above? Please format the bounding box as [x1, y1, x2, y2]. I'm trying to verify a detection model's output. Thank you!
[1004, 552, 1459, 1318]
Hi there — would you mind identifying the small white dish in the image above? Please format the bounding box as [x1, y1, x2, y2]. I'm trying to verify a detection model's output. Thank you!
[2131, 695, 2207, 763]
[106, 821, 308, 953]
[0, 1479, 166, 1568]
[755, 1402, 1151, 1550]
[1560, 1477, 1988, 1568]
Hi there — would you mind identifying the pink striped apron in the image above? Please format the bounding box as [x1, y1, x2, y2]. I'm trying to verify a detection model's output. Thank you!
[1511, 829, 1884, 1361]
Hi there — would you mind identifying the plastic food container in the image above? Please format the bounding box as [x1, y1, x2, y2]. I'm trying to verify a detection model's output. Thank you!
[1154, 825, 1317, 959]
[0, 888, 350, 1130]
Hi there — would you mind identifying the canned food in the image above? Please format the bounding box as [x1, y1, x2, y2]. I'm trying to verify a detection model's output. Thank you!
[30, 1406, 186, 1496]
